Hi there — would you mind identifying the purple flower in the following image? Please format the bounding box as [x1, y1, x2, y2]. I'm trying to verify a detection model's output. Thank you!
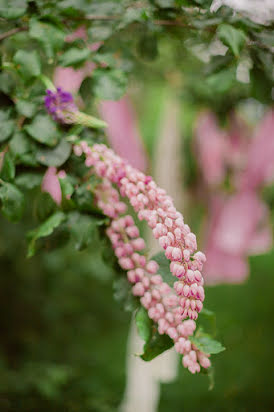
[44, 87, 77, 124]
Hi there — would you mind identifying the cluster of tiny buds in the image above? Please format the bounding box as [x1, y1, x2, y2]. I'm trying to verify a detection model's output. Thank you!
[73, 141, 211, 373]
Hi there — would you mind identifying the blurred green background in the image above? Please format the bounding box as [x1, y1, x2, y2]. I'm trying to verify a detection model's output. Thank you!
[0, 213, 273, 411]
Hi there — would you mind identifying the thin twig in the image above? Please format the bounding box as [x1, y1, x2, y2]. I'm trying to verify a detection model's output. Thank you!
[0, 26, 27, 41]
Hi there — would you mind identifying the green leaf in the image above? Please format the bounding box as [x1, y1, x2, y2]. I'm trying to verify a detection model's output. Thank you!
[0, 0, 27, 19]
[29, 19, 65, 60]
[205, 66, 236, 94]
[15, 173, 43, 190]
[36, 139, 71, 167]
[141, 330, 174, 361]
[35, 192, 57, 222]
[72, 177, 101, 213]
[87, 25, 113, 42]
[217, 24, 246, 57]
[151, 251, 174, 287]
[27, 211, 66, 257]
[0, 72, 15, 94]
[67, 211, 103, 251]
[10, 131, 38, 166]
[136, 307, 153, 342]
[15, 99, 37, 118]
[13, 50, 41, 79]
[59, 48, 91, 67]
[0, 152, 15, 182]
[25, 114, 61, 147]
[93, 69, 127, 100]
[189, 330, 225, 355]
[0, 181, 25, 222]
[0, 110, 14, 143]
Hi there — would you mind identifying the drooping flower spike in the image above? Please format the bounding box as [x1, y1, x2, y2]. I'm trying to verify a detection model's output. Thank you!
[73, 141, 210, 374]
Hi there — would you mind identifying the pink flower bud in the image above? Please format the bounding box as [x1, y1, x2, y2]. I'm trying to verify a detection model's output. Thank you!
[146, 260, 159, 274]
[186, 269, 195, 283]
[131, 238, 146, 251]
[183, 285, 190, 297]
[165, 246, 173, 259]
[172, 247, 182, 261]
[132, 282, 145, 296]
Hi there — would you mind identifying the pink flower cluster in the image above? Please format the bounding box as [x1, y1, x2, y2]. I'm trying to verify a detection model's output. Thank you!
[73, 141, 210, 373]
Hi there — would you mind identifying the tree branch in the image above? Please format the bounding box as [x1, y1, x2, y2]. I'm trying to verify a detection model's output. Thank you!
[0, 27, 27, 41]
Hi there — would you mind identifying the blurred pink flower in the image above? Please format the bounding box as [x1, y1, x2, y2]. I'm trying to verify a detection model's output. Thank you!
[99, 98, 147, 171]
[204, 192, 272, 284]
[240, 110, 274, 190]
[42, 167, 62, 205]
[195, 111, 227, 186]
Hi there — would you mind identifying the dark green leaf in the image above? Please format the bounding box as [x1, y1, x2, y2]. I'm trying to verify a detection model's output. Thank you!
[151, 251, 174, 287]
[0, 181, 25, 222]
[25, 114, 61, 147]
[189, 330, 225, 355]
[0, 0, 27, 19]
[13, 50, 41, 79]
[205, 66, 236, 94]
[15, 172, 43, 190]
[27, 211, 66, 257]
[0, 152, 15, 181]
[36, 139, 71, 167]
[93, 69, 127, 100]
[35, 192, 57, 222]
[135, 306, 153, 342]
[0, 72, 15, 94]
[59, 48, 91, 67]
[10, 131, 38, 166]
[67, 211, 103, 251]
[141, 330, 173, 361]
[0, 110, 15, 143]
[217, 24, 246, 57]
[72, 177, 101, 212]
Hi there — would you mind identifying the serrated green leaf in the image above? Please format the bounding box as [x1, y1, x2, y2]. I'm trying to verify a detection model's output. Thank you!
[93, 69, 127, 100]
[59, 48, 91, 67]
[141, 330, 173, 361]
[135, 307, 153, 342]
[0, 152, 15, 182]
[25, 114, 61, 147]
[0, 181, 25, 222]
[189, 330, 225, 355]
[36, 139, 71, 167]
[27, 211, 66, 257]
[0, 0, 27, 19]
[217, 24, 246, 57]
[13, 50, 41, 79]
[0, 110, 15, 143]
[151, 251, 174, 287]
